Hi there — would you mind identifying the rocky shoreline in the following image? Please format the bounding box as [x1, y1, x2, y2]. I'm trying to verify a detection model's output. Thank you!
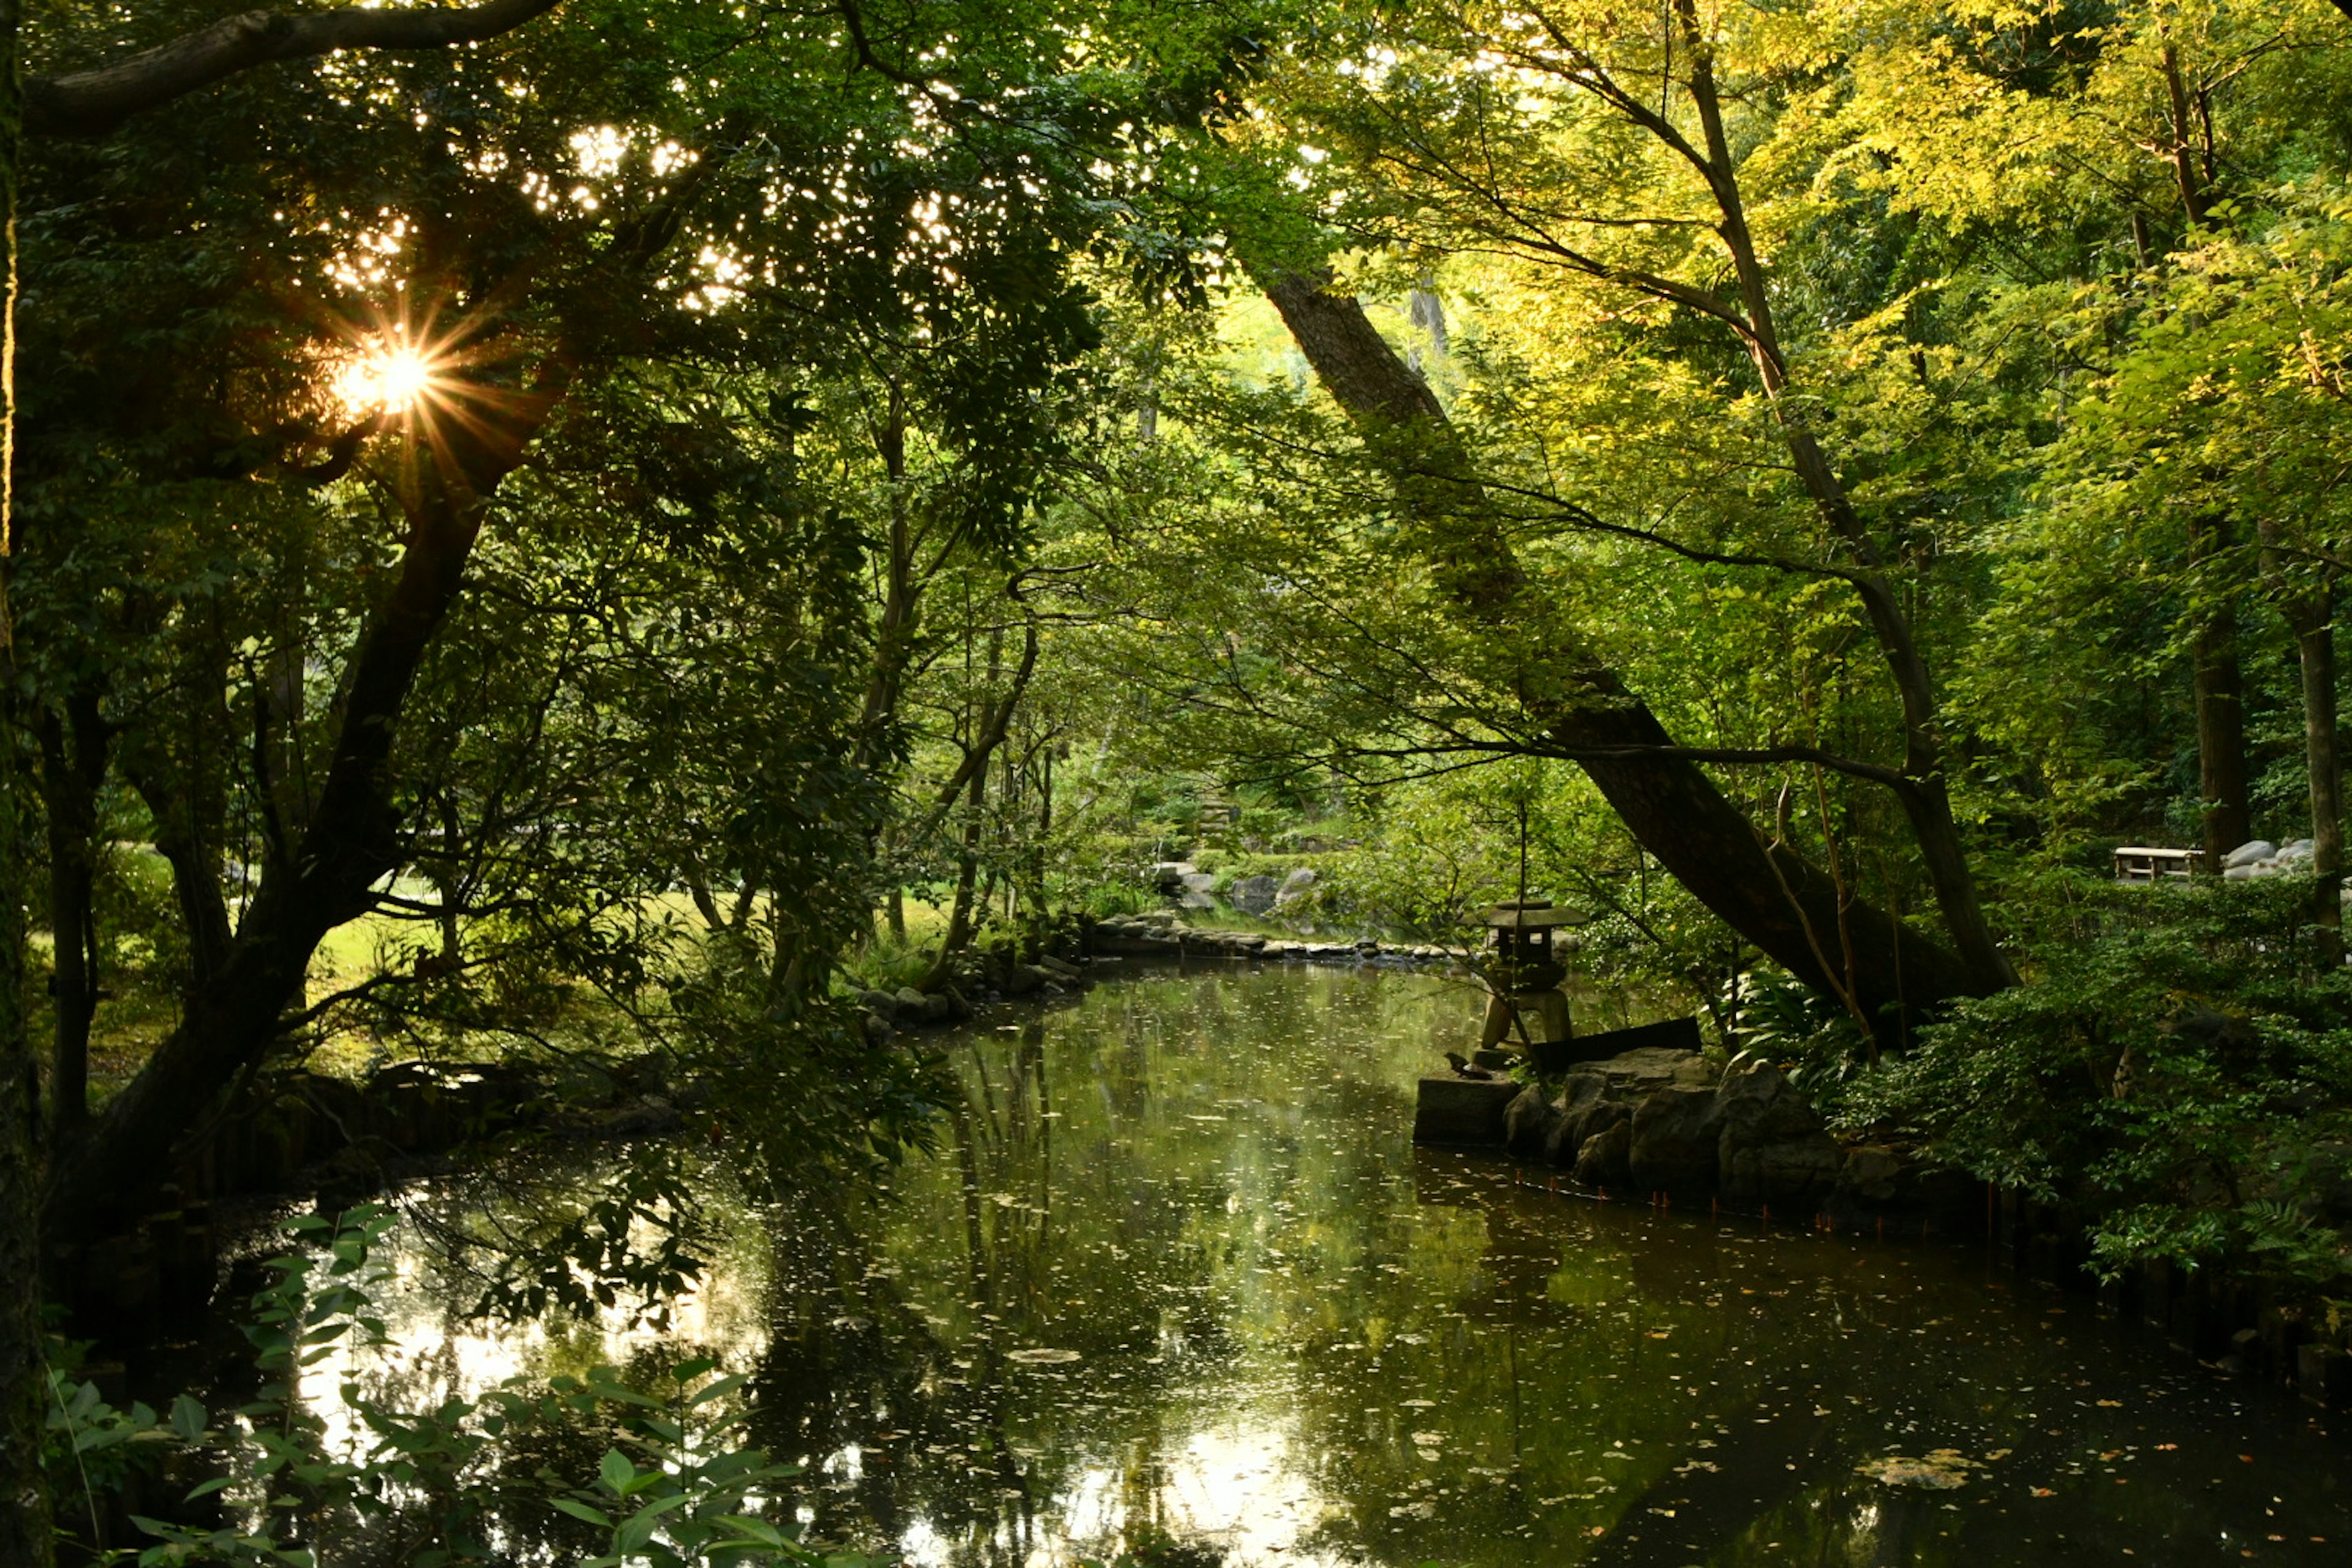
[1415, 1043, 1975, 1227]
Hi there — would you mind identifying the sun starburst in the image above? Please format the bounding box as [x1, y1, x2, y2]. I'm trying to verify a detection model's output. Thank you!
[333, 337, 446, 417]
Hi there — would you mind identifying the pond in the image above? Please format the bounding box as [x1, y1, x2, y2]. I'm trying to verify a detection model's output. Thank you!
[302, 963, 2352, 1566]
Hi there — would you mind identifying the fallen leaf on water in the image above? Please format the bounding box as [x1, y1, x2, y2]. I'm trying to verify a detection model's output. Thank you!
[2097, 1399, 2123, 1408]
[1005, 1349, 1082, 1364]
[1857, 1450, 1979, 1490]
[2030, 1487, 2056, 1498]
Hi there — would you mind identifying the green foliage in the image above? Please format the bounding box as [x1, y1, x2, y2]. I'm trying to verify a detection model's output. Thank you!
[44, 1206, 881, 1567]
[1851, 876, 2352, 1286]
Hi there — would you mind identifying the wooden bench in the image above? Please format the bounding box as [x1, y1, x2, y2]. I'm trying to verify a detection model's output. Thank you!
[2114, 846, 2204, 882]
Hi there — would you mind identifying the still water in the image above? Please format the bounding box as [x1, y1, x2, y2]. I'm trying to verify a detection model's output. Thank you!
[336, 963, 2352, 1566]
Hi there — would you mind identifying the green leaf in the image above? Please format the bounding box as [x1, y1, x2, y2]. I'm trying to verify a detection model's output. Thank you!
[549, 1497, 615, 1529]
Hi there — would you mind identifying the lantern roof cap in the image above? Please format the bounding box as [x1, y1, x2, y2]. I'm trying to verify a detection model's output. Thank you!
[1483, 901, 1587, 929]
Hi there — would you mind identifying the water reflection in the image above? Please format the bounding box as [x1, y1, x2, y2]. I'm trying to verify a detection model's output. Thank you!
[341, 964, 2351, 1566]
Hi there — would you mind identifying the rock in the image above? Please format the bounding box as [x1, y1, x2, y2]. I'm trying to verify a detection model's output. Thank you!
[1177, 891, 1216, 909]
[858, 989, 897, 1015]
[1231, 874, 1280, 914]
[1592, 1046, 1718, 1096]
[2280, 838, 2316, 862]
[600, 1095, 681, 1138]
[2299, 1344, 2352, 1408]
[1149, 861, 1197, 889]
[2223, 862, 2263, 880]
[892, 986, 930, 1019]
[1001, 963, 1042, 996]
[1179, 872, 1217, 893]
[1274, 867, 1319, 908]
[859, 1009, 892, 1046]
[1573, 1120, 1634, 1189]
[1019, 963, 1060, 993]
[1628, 1087, 1720, 1194]
[1504, 1085, 1561, 1158]
[1730, 1131, 1843, 1205]
[1038, 954, 1083, 980]
[1842, 1144, 1905, 1204]
[2224, 839, 2278, 870]
[1412, 1077, 1521, 1145]
[1715, 1065, 1838, 1205]
[1543, 1072, 1611, 1164]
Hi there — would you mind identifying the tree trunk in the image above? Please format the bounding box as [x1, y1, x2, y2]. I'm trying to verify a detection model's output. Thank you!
[1674, 17, 2011, 992]
[2193, 517, 2252, 864]
[929, 754, 989, 987]
[37, 686, 107, 1131]
[0, 0, 51, 1531]
[1264, 274, 1986, 1016]
[2261, 519, 2340, 954]
[2297, 596, 2341, 956]
[44, 398, 545, 1235]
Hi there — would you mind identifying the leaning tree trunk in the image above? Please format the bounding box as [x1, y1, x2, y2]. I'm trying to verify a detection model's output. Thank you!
[43, 396, 549, 1236]
[1263, 273, 1987, 1016]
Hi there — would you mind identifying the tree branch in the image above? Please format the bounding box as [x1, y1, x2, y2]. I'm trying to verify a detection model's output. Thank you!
[26, 0, 564, 138]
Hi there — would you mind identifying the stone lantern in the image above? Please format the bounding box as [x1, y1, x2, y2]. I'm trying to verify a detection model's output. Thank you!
[1478, 901, 1583, 1056]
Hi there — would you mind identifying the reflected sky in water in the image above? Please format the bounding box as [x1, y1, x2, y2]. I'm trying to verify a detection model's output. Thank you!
[341, 963, 2352, 1566]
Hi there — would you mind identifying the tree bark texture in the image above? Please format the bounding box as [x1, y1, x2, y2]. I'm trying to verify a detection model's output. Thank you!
[0, 0, 52, 1534]
[37, 688, 107, 1131]
[1263, 273, 1986, 1016]
[2297, 597, 2342, 951]
[2193, 518, 2253, 865]
[24, 0, 563, 137]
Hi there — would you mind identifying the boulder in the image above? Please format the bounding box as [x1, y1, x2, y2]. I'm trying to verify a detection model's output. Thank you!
[1726, 1131, 1843, 1206]
[892, 986, 930, 1020]
[1504, 1085, 1561, 1158]
[1552, 1091, 1626, 1167]
[1710, 1065, 1841, 1205]
[1231, 875, 1280, 915]
[1412, 1076, 1521, 1145]
[2223, 839, 2278, 870]
[1179, 872, 1218, 894]
[1572, 1120, 1634, 1189]
[1842, 1144, 1906, 1204]
[1592, 1046, 1719, 1096]
[1628, 1087, 1721, 1194]
[1545, 1075, 1606, 1149]
[1274, 867, 1319, 908]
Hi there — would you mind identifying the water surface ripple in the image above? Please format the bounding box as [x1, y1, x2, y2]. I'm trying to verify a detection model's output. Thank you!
[360, 965, 2352, 1566]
